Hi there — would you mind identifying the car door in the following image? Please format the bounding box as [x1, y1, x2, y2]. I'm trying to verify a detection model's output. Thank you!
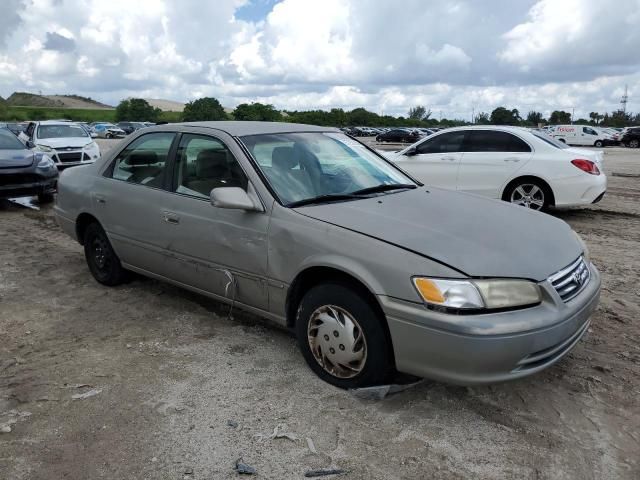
[162, 133, 270, 310]
[398, 130, 466, 189]
[582, 126, 599, 145]
[455, 130, 532, 198]
[91, 131, 178, 277]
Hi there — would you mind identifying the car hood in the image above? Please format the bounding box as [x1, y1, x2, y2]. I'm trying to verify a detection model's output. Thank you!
[0, 148, 34, 168]
[295, 187, 582, 281]
[37, 137, 92, 149]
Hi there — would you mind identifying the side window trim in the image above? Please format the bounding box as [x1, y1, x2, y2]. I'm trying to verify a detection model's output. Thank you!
[102, 131, 179, 191]
[168, 132, 251, 201]
[462, 130, 532, 153]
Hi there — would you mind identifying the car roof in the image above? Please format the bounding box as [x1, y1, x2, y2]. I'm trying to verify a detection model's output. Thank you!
[36, 120, 81, 125]
[177, 121, 338, 136]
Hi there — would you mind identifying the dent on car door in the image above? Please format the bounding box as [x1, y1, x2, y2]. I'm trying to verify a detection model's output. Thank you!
[92, 131, 178, 275]
[162, 133, 269, 311]
[456, 130, 532, 198]
[403, 131, 465, 189]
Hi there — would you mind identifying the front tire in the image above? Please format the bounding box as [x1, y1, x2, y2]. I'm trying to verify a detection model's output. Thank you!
[295, 282, 392, 388]
[83, 222, 128, 286]
[629, 139, 639, 148]
[594, 140, 604, 148]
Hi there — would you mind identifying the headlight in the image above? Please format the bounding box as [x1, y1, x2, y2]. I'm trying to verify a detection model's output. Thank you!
[84, 141, 97, 150]
[413, 277, 541, 311]
[573, 230, 590, 263]
[36, 144, 54, 153]
[37, 155, 55, 169]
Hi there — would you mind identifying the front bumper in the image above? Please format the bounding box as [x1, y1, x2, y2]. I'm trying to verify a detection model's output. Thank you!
[0, 177, 57, 198]
[381, 263, 601, 385]
[50, 149, 98, 168]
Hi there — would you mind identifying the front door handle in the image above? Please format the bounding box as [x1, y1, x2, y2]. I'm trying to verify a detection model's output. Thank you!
[95, 195, 106, 205]
[163, 212, 180, 224]
[503, 157, 521, 162]
[440, 156, 456, 161]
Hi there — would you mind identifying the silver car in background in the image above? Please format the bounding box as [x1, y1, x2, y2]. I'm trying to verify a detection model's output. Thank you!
[54, 122, 600, 388]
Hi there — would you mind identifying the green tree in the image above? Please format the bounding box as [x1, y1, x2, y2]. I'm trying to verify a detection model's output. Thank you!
[407, 105, 431, 121]
[232, 102, 282, 121]
[490, 107, 521, 125]
[475, 112, 490, 124]
[526, 111, 545, 126]
[182, 97, 227, 121]
[589, 111, 603, 125]
[549, 110, 571, 124]
[115, 98, 161, 122]
[607, 109, 632, 128]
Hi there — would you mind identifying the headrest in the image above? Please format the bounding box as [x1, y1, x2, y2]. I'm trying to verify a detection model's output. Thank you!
[272, 146, 297, 170]
[196, 149, 228, 178]
[128, 151, 158, 166]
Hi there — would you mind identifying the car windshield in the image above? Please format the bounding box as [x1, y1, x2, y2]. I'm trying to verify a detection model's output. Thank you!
[0, 129, 25, 150]
[38, 124, 89, 139]
[241, 132, 415, 206]
[531, 130, 569, 149]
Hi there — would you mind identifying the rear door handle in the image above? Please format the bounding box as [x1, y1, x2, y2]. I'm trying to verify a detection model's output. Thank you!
[503, 157, 521, 162]
[440, 156, 456, 161]
[163, 211, 180, 224]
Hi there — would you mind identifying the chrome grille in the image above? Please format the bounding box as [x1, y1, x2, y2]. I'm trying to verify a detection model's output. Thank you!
[56, 152, 83, 163]
[549, 256, 590, 302]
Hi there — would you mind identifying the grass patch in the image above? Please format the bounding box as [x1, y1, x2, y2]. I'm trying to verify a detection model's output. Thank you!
[0, 106, 182, 123]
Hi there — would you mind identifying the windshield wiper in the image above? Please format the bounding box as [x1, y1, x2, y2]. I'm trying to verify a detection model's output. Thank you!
[287, 193, 361, 208]
[350, 183, 417, 196]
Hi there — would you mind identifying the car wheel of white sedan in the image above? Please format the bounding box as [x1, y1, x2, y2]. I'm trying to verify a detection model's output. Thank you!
[296, 282, 392, 388]
[506, 181, 547, 211]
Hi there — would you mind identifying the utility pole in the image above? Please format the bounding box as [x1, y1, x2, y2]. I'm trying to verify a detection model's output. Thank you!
[571, 107, 575, 124]
[621, 84, 628, 114]
[471, 107, 475, 124]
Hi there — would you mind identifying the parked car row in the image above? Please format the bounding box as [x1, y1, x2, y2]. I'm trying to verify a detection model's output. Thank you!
[53, 121, 601, 389]
[340, 126, 441, 139]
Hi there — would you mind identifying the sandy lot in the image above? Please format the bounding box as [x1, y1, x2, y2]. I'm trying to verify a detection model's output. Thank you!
[1, 143, 638, 479]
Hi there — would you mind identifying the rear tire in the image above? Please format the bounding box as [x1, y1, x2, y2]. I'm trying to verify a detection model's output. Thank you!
[504, 179, 550, 211]
[295, 282, 392, 389]
[629, 139, 639, 148]
[83, 222, 128, 286]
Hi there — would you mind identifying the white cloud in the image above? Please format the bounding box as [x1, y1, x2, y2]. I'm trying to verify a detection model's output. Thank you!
[0, 0, 637, 119]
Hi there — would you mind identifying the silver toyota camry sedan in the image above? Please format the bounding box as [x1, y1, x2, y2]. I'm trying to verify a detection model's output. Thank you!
[54, 122, 600, 388]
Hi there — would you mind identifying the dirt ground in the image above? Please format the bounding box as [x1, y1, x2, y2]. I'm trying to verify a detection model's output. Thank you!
[1, 143, 638, 479]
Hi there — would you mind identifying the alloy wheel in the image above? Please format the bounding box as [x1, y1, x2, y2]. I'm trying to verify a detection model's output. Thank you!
[510, 184, 545, 210]
[307, 305, 367, 379]
[630, 139, 639, 148]
[91, 235, 111, 271]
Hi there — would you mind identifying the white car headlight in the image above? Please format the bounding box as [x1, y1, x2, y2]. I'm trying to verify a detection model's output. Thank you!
[37, 155, 55, 169]
[36, 144, 54, 153]
[413, 277, 541, 311]
[84, 141, 97, 150]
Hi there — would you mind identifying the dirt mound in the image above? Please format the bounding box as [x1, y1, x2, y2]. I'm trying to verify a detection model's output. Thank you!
[6, 92, 113, 109]
[7, 92, 63, 107]
[144, 98, 185, 112]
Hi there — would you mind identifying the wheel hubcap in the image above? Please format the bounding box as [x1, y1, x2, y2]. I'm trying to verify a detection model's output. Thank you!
[91, 237, 109, 269]
[307, 305, 367, 379]
[510, 184, 545, 210]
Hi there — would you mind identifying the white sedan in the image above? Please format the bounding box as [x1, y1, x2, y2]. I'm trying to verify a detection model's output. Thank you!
[389, 126, 607, 210]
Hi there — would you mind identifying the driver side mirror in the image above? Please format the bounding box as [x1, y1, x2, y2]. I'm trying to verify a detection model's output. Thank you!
[405, 146, 418, 156]
[210, 187, 260, 211]
[26, 140, 35, 149]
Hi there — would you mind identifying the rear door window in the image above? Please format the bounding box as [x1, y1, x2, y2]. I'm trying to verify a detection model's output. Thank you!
[108, 132, 176, 188]
[416, 131, 466, 154]
[464, 130, 531, 152]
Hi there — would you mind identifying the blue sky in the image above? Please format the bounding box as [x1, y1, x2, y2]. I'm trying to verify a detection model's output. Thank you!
[234, 0, 281, 22]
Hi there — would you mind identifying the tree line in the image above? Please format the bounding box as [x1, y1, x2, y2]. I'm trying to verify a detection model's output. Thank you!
[474, 106, 640, 128]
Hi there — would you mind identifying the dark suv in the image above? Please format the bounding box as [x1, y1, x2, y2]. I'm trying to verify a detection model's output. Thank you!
[621, 127, 640, 148]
